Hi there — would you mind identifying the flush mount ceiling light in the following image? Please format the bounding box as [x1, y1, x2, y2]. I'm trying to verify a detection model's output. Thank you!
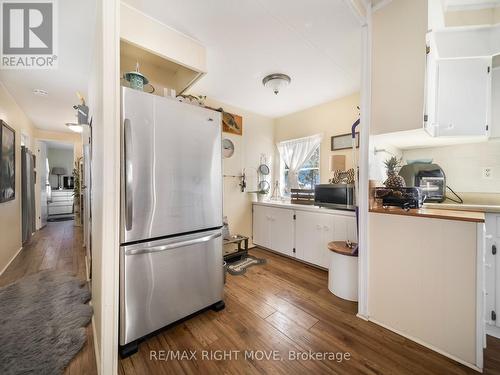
[65, 123, 83, 133]
[262, 73, 291, 95]
[32, 88, 48, 97]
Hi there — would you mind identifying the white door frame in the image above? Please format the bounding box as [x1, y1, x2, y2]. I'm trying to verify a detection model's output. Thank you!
[346, 0, 372, 319]
[90, 0, 120, 374]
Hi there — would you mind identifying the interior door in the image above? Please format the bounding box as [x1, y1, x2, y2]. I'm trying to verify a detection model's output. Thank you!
[121, 88, 223, 244]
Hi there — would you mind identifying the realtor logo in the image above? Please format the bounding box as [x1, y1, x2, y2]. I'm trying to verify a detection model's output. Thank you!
[1, 0, 57, 69]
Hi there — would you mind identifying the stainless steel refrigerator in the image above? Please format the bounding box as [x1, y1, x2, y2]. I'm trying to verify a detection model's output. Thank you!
[119, 87, 224, 356]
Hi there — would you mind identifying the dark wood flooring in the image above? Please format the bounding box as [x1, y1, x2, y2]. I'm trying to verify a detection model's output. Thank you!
[119, 247, 500, 375]
[0, 220, 97, 375]
[4, 222, 498, 374]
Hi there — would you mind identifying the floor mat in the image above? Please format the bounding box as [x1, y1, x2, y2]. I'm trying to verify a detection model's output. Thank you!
[0, 271, 92, 375]
[226, 255, 266, 275]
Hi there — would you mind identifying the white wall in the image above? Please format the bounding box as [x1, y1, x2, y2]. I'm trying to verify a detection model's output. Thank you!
[205, 98, 274, 247]
[0, 81, 35, 274]
[402, 140, 500, 194]
[47, 147, 74, 188]
[88, 0, 120, 373]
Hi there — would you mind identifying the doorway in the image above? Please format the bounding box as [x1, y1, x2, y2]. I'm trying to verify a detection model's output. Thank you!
[37, 140, 75, 224]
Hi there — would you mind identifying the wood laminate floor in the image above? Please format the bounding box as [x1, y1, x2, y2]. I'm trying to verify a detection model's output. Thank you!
[0, 220, 97, 375]
[119, 247, 500, 375]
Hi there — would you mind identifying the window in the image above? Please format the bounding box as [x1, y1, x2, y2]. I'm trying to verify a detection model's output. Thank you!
[282, 146, 320, 194]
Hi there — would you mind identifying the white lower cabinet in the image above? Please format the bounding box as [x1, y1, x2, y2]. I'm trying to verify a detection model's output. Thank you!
[485, 213, 500, 335]
[295, 211, 332, 268]
[252, 205, 295, 257]
[252, 203, 357, 268]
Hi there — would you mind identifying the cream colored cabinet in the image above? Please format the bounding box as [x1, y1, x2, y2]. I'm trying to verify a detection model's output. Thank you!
[252, 204, 271, 249]
[295, 211, 332, 268]
[295, 211, 357, 268]
[253, 203, 356, 268]
[485, 213, 500, 336]
[252, 205, 295, 257]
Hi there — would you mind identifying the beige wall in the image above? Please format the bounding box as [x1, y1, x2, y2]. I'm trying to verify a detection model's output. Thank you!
[371, 0, 427, 135]
[369, 213, 478, 367]
[274, 93, 360, 184]
[205, 98, 275, 247]
[445, 8, 497, 27]
[0, 81, 35, 273]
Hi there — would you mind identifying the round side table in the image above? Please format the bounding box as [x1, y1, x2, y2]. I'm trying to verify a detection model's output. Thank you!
[327, 241, 358, 302]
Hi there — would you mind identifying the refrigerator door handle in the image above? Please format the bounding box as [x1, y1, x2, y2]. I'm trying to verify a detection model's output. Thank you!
[125, 231, 222, 256]
[124, 118, 133, 231]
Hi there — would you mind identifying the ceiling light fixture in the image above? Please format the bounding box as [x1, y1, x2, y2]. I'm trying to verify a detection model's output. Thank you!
[262, 73, 291, 95]
[65, 123, 83, 133]
[32, 88, 48, 96]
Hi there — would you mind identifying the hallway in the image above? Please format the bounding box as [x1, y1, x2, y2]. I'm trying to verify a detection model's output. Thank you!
[0, 221, 97, 374]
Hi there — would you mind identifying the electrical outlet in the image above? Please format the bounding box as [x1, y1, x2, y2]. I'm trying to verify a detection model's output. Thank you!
[482, 167, 493, 179]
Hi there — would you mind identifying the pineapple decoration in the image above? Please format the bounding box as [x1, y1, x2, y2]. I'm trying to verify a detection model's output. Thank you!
[383, 156, 406, 188]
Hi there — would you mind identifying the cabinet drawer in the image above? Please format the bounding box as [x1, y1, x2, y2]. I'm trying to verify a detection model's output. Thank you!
[48, 205, 73, 215]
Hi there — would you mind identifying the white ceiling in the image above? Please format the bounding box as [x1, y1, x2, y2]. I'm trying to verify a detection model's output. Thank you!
[0, 0, 96, 132]
[122, 0, 362, 118]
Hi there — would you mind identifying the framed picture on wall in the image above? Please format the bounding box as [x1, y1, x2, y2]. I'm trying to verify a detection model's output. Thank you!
[222, 111, 243, 136]
[331, 132, 359, 151]
[0, 120, 16, 203]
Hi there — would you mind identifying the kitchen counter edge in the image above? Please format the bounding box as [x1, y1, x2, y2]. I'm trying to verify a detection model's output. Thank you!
[253, 201, 355, 216]
[369, 206, 485, 223]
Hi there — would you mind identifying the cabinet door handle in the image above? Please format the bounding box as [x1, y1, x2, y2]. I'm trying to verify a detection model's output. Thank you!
[323, 225, 329, 231]
[124, 118, 133, 231]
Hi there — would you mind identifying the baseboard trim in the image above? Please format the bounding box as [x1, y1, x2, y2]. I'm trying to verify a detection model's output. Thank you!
[356, 313, 369, 321]
[368, 318, 482, 373]
[0, 246, 22, 276]
[486, 324, 500, 340]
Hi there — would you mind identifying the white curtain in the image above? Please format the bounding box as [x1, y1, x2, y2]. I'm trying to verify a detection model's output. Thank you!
[277, 134, 322, 190]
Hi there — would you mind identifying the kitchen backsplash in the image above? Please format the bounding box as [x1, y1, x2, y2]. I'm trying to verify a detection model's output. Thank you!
[401, 140, 500, 194]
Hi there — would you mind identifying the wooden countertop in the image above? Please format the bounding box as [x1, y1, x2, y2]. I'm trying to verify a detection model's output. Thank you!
[369, 206, 485, 223]
[424, 202, 500, 214]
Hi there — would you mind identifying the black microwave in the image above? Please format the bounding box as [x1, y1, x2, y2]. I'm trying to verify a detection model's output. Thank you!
[314, 184, 355, 209]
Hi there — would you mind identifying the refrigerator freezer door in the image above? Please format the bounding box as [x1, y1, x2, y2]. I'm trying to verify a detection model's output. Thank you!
[119, 229, 224, 345]
[121, 87, 223, 244]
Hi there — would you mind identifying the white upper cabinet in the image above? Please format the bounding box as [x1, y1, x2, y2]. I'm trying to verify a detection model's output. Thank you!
[492, 65, 500, 139]
[425, 56, 492, 137]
